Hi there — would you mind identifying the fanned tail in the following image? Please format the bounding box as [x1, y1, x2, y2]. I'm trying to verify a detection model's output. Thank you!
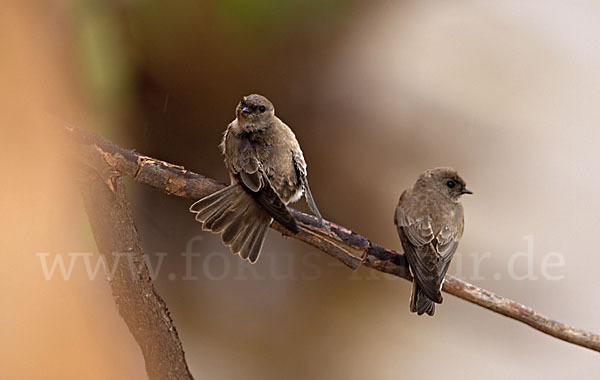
[190, 185, 272, 263]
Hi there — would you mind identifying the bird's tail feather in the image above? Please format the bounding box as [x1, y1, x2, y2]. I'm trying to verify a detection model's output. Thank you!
[190, 185, 272, 263]
[410, 281, 436, 316]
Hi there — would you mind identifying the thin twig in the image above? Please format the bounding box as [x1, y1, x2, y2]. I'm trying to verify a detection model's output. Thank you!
[67, 125, 600, 354]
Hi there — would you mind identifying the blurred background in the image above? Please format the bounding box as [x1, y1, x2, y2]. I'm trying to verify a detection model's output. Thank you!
[3, 0, 600, 379]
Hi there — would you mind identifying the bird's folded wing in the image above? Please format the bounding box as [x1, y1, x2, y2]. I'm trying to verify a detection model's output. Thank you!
[293, 153, 323, 225]
[435, 226, 460, 265]
[396, 211, 444, 302]
[232, 155, 299, 234]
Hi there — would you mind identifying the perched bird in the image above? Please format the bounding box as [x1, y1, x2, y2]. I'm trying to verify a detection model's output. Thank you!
[190, 94, 323, 263]
[394, 167, 472, 316]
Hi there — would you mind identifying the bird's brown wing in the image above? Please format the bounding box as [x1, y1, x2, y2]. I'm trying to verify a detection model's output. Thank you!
[395, 210, 444, 303]
[292, 153, 323, 225]
[435, 225, 460, 269]
[396, 203, 463, 303]
[231, 153, 299, 234]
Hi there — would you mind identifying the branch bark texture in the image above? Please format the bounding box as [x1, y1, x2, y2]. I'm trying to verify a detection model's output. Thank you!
[77, 143, 194, 380]
[68, 125, 600, 355]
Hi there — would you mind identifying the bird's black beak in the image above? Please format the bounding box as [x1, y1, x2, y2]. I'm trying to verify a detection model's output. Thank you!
[242, 106, 251, 114]
[461, 188, 473, 195]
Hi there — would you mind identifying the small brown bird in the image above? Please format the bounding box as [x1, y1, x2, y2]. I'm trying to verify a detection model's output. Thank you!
[394, 167, 472, 316]
[190, 94, 322, 263]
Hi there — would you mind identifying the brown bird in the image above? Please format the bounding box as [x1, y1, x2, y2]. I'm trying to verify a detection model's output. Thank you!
[190, 94, 323, 263]
[394, 167, 472, 316]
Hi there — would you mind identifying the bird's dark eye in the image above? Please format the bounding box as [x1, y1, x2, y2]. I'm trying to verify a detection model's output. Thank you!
[259, 105, 266, 113]
[446, 180, 456, 189]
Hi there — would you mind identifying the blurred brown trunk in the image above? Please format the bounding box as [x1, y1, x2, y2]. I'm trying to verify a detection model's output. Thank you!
[78, 144, 194, 380]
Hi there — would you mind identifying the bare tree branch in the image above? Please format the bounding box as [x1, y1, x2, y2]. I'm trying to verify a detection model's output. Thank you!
[77, 143, 194, 380]
[67, 125, 600, 354]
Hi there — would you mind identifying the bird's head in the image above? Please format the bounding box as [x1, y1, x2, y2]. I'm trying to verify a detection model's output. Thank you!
[235, 94, 275, 132]
[418, 167, 472, 202]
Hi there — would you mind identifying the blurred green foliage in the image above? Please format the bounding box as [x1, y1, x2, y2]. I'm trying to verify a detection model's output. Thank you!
[214, 0, 349, 41]
[75, 0, 134, 139]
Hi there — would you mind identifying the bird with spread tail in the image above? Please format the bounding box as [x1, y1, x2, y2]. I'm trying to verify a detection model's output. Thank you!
[394, 167, 472, 316]
[190, 94, 323, 263]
